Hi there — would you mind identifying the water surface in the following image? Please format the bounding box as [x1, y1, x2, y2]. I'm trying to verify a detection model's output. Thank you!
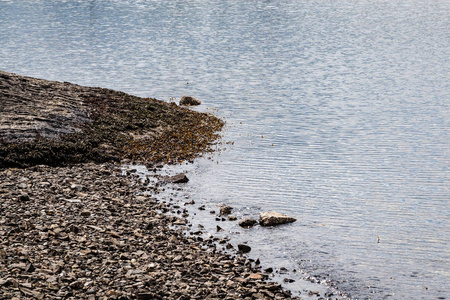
[1, 1, 449, 299]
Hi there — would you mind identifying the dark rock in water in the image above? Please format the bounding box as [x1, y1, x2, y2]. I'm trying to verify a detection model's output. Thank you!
[238, 244, 251, 253]
[179, 95, 201, 106]
[259, 211, 296, 226]
[137, 293, 154, 300]
[165, 173, 189, 183]
[219, 205, 233, 215]
[227, 215, 237, 221]
[238, 218, 257, 228]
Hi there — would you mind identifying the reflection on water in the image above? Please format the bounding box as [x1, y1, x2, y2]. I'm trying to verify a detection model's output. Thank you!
[1, 0, 449, 299]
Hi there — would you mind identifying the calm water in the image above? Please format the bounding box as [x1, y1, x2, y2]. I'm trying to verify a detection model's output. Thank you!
[1, 1, 449, 299]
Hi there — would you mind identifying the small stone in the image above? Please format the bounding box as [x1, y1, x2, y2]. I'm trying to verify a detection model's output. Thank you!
[219, 205, 233, 215]
[179, 95, 201, 106]
[137, 293, 154, 300]
[238, 244, 251, 253]
[18, 194, 30, 201]
[70, 184, 86, 191]
[247, 273, 264, 280]
[238, 218, 257, 228]
[227, 215, 237, 221]
[26, 263, 36, 272]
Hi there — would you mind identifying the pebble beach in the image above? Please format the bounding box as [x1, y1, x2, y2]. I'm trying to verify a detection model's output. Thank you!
[0, 71, 303, 299]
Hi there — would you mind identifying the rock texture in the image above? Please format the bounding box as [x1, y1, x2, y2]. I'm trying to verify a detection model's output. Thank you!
[0, 70, 91, 142]
[259, 212, 297, 227]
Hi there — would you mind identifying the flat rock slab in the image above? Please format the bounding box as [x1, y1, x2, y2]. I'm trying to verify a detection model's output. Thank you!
[259, 211, 297, 226]
[0, 70, 93, 142]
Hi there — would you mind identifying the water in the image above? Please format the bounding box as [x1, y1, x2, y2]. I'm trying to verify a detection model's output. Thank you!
[1, 1, 449, 299]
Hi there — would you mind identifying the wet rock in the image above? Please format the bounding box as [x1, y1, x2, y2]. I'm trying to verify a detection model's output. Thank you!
[247, 273, 264, 280]
[164, 173, 189, 183]
[259, 211, 296, 226]
[80, 210, 91, 217]
[238, 244, 252, 253]
[238, 218, 257, 228]
[219, 205, 233, 215]
[179, 95, 201, 106]
[227, 215, 237, 221]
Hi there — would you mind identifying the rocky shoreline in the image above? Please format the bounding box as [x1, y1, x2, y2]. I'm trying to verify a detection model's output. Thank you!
[0, 71, 305, 299]
[1, 163, 301, 299]
[0, 70, 223, 168]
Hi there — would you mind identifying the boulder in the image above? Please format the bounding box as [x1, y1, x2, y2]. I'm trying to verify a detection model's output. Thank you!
[259, 212, 296, 226]
[179, 96, 201, 106]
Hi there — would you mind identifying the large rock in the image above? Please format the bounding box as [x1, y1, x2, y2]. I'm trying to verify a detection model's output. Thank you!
[259, 212, 296, 226]
[163, 173, 189, 183]
[179, 95, 201, 106]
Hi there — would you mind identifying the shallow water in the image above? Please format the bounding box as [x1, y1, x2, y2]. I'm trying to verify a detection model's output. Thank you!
[1, 0, 449, 299]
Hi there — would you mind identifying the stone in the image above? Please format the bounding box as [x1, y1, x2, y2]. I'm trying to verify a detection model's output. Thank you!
[18, 194, 30, 201]
[179, 95, 201, 106]
[259, 211, 296, 226]
[237, 244, 251, 253]
[227, 215, 237, 221]
[219, 205, 233, 215]
[247, 273, 264, 280]
[238, 218, 257, 228]
[164, 173, 189, 183]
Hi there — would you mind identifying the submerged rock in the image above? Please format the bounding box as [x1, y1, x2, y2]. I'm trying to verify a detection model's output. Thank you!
[259, 211, 296, 226]
[179, 95, 201, 106]
[238, 218, 257, 228]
